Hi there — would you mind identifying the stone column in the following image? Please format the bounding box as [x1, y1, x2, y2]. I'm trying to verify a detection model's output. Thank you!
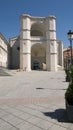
[46, 16, 57, 71]
[58, 41, 63, 68]
[20, 14, 31, 71]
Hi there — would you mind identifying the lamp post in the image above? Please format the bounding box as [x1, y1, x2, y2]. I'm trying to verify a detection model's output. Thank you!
[67, 30, 73, 65]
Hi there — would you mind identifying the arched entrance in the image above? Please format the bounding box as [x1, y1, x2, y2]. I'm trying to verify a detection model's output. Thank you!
[33, 60, 40, 70]
[31, 43, 46, 70]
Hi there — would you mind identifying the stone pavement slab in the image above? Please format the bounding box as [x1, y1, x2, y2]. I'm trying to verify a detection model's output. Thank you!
[0, 70, 73, 130]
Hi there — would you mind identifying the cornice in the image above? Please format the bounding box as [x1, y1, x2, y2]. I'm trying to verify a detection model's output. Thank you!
[46, 39, 57, 41]
[20, 29, 30, 31]
[45, 15, 56, 19]
[9, 35, 20, 41]
[20, 52, 31, 55]
[20, 38, 46, 42]
[0, 45, 8, 52]
[20, 14, 56, 20]
[46, 30, 56, 32]
[50, 52, 57, 54]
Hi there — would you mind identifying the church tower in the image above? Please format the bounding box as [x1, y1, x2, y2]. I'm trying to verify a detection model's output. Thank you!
[20, 15, 31, 71]
[46, 16, 57, 71]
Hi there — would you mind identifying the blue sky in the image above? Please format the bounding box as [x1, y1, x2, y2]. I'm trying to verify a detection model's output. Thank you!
[0, 0, 73, 48]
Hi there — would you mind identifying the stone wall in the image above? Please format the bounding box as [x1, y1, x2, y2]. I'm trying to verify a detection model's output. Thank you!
[9, 36, 20, 69]
[0, 33, 8, 68]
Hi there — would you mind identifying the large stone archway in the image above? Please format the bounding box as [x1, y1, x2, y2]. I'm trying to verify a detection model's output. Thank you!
[31, 43, 46, 70]
[20, 14, 61, 71]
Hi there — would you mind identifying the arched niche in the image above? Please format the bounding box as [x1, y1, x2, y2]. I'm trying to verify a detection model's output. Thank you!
[31, 23, 45, 37]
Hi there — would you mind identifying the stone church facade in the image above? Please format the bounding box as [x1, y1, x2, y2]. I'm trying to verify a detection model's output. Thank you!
[0, 14, 63, 71]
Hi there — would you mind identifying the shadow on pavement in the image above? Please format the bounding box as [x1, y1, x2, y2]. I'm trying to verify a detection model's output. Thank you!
[0, 69, 11, 76]
[36, 87, 66, 91]
[43, 108, 69, 123]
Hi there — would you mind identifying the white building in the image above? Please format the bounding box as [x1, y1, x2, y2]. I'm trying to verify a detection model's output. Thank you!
[9, 14, 63, 71]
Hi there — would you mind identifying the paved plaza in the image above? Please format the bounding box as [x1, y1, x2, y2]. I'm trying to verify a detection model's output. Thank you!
[0, 69, 73, 130]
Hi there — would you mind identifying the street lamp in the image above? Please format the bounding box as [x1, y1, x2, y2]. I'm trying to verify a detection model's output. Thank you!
[67, 30, 73, 65]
